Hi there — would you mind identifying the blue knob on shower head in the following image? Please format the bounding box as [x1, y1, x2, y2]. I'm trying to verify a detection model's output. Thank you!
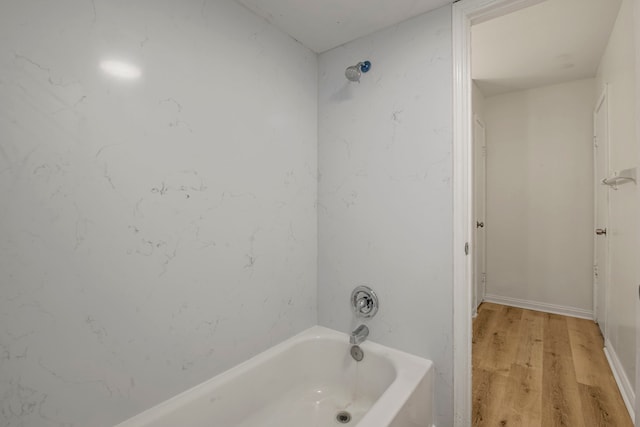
[360, 61, 371, 73]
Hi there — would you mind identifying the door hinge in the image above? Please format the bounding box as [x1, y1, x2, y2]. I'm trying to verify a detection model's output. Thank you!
[464, 242, 469, 255]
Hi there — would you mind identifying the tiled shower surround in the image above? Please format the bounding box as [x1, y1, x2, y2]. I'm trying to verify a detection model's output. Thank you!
[317, 8, 453, 425]
[0, 1, 317, 425]
[0, 1, 453, 426]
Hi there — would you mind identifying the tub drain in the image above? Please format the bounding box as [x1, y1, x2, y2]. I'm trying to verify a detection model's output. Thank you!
[336, 411, 351, 424]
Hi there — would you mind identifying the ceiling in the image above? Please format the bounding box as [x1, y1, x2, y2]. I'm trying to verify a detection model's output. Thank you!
[472, 0, 623, 97]
[235, 0, 452, 53]
[235, 0, 623, 93]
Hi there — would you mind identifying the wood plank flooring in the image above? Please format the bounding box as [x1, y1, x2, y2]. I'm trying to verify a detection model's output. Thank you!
[472, 303, 633, 427]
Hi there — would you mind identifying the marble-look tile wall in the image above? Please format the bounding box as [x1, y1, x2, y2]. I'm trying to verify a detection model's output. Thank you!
[0, 0, 317, 426]
[317, 7, 454, 427]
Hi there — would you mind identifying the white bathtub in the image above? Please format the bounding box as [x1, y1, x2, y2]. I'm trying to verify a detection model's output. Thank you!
[115, 326, 434, 427]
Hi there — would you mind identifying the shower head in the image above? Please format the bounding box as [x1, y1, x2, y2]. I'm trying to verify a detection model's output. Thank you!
[345, 60, 371, 82]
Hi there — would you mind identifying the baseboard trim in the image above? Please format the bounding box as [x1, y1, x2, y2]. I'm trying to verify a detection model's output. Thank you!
[604, 340, 635, 423]
[482, 294, 593, 319]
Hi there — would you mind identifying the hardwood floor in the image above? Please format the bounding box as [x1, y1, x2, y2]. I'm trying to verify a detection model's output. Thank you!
[472, 303, 633, 427]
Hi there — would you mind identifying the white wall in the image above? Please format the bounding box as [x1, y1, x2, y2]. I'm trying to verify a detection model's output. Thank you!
[0, 1, 318, 426]
[596, 0, 638, 392]
[317, 7, 453, 426]
[483, 79, 595, 313]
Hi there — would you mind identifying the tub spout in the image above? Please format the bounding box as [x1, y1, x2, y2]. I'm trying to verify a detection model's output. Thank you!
[350, 324, 369, 345]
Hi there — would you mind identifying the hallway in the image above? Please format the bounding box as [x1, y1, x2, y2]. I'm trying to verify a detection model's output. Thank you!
[472, 303, 633, 426]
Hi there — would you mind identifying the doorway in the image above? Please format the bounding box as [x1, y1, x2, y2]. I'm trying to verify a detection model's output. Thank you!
[453, 0, 639, 425]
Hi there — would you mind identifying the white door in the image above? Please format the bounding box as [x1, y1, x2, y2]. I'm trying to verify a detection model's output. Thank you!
[635, 4, 640, 415]
[593, 88, 609, 338]
[473, 116, 487, 313]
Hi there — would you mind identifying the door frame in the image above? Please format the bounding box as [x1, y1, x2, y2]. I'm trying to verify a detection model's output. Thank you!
[452, 0, 547, 425]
